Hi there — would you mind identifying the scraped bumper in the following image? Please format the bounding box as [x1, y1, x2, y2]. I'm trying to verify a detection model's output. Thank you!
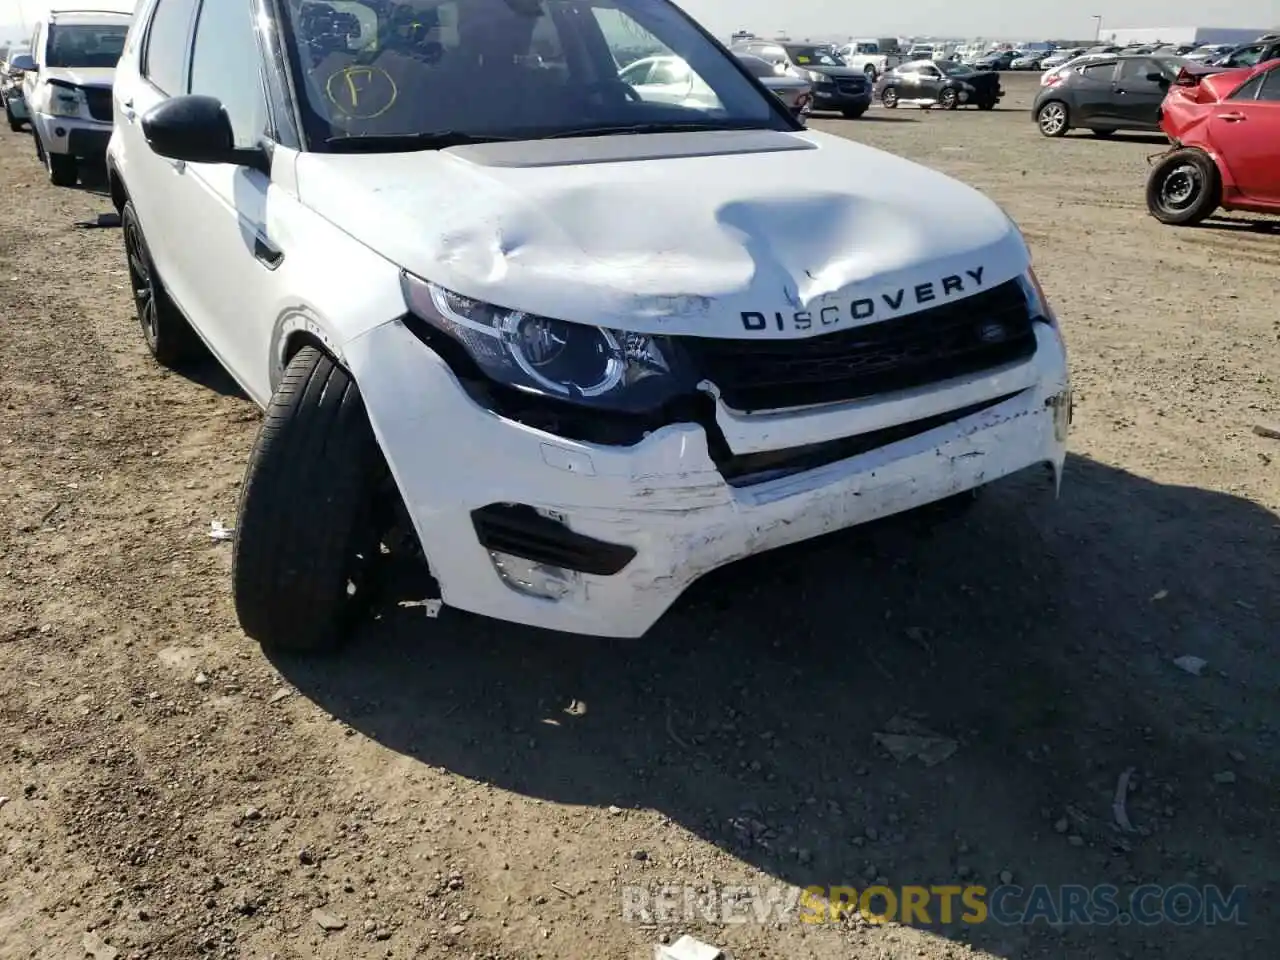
[347, 320, 1070, 638]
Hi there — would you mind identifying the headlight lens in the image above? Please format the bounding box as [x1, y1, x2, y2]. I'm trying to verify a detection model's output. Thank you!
[49, 89, 82, 116]
[400, 272, 694, 413]
[1018, 267, 1056, 326]
[808, 70, 826, 83]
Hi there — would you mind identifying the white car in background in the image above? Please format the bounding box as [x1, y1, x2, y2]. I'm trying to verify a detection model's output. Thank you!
[20, 8, 131, 186]
[1039, 52, 1111, 85]
[1184, 43, 1233, 62]
[618, 54, 720, 108]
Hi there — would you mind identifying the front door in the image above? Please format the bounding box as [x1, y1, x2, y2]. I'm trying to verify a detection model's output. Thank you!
[1072, 60, 1118, 124]
[1209, 66, 1280, 203]
[161, 0, 282, 402]
[1111, 58, 1167, 127]
[916, 64, 944, 101]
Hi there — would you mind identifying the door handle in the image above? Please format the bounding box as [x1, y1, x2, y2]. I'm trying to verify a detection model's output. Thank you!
[253, 235, 284, 269]
[1219, 112, 1246, 121]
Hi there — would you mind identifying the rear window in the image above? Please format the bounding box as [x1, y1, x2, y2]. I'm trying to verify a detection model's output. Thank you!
[737, 55, 776, 79]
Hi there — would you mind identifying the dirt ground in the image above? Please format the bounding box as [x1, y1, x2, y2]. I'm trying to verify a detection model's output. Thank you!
[2, 72, 1278, 960]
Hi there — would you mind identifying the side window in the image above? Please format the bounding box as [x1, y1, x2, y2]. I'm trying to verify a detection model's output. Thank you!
[1118, 58, 1159, 83]
[1080, 62, 1116, 81]
[143, 0, 198, 94]
[30, 25, 42, 64]
[1230, 75, 1263, 100]
[188, 0, 268, 148]
[1226, 45, 1263, 67]
[1256, 68, 1280, 101]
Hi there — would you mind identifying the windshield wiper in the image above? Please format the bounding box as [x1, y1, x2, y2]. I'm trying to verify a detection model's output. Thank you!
[323, 131, 519, 153]
[540, 121, 771, 139]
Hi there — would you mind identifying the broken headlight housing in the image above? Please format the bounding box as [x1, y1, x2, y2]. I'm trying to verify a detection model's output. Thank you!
[400, 272, 696, 413]
[1017, 267, 1057, 327]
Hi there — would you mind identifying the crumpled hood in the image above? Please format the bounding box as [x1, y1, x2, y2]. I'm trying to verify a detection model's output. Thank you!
[41, 66, 115, 89]
[295, 128, 1029, 338]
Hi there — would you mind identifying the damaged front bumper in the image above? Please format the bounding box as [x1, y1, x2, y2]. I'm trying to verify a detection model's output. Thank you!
[347, 320, 1070, 638]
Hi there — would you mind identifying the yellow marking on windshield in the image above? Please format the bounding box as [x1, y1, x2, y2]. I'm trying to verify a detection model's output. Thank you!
[325, 64, 398, 119]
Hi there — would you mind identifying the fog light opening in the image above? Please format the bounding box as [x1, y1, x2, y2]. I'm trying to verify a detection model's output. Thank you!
[489, 551, 579, 600]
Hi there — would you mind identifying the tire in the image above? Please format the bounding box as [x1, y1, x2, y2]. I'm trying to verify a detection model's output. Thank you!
[977, 99, 996, 111]
[5, 102, 21, 132]
[938, 88, 959, 110]
[1090, 128, 1115, 138]
[863, 65, 877, 81]
[45, 147, 78, 186]
[881, 85, 898, 108]
[841, 106, 867, 119]
[232, 346, 391, 654]
[1145, 148, 1220, 226]
[1036, 100, 1069, 137]
[120, 201, 204, 366]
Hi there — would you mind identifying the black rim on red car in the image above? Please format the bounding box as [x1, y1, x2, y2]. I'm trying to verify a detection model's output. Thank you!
[1157, 162, 1203, 213]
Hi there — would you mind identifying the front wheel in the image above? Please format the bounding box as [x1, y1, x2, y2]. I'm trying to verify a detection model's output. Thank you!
[938, 88, 959, 110]
[232, 346, 392, 654]
[977, 99, 996, 111]
[1036, 100, 1069, 137]
[863, 65, 877, 81]
[1090, 128, 1115, 138]
[880, 86, 898, 108]
[1146, 148, 1220, 226]
[46, 148, 77, 186]
[5, 102, 22, 132]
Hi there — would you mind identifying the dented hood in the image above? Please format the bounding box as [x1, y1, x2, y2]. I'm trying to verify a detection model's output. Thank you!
[294, 128, 1030, 337]
[41, 66, 115, 89]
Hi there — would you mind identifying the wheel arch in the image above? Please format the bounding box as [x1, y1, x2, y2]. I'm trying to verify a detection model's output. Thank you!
[106, 158, 128, 213]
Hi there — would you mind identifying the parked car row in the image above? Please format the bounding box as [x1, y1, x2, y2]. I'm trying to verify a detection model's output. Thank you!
[0, 44, 31, 131]
[1026, 51, 1279, 227]
[874, 59, 1002, 110]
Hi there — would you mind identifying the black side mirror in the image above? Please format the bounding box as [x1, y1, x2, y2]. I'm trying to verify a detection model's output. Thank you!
[1146, 71, 1167, 82]
[142, 94, 268, 171]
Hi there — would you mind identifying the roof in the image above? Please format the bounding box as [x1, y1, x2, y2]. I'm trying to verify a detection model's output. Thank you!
[46, 9, 133, 24]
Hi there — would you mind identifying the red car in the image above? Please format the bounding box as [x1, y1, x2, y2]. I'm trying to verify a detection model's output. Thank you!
[1146, 60, 1280, 225]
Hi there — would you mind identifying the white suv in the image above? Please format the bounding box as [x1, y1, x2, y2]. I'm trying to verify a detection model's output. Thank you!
[106, 0, 1071, 654]
[22, 8, 131, 186]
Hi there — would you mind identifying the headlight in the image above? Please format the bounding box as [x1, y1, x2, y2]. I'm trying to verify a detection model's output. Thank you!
[808, 70, 826, 83]
[48, 88, 82, 116]
[400, 273, 695, 413]
[1018, 267, 1056, 326]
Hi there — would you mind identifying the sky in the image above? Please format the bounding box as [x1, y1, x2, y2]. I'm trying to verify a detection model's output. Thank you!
[1, 0, 1276, 46]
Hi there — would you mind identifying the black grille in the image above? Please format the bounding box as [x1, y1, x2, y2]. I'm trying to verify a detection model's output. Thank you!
[836, 78, 867, 94]
[681, 279, 1037, 412]
[472, 504, 636, 576]
[84, 87, 112, 123]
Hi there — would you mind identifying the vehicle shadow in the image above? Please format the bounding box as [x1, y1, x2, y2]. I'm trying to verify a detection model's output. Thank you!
[176, 353, 249, 399]
[1066, 132, 1168, 145]
[1198, 215, 1280, 234]
[73, 160, 111, 198]
[850, 113, 919, 122]
[272, 453, 1277, 958]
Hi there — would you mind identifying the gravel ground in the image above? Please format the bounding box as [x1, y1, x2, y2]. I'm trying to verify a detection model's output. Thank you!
[1, 73, 1277, 960]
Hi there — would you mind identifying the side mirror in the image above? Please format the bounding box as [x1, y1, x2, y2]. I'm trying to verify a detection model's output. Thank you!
[10, 53, 35, 71]
[1146, 71, 1167, 83]
[142, 95, 266, 170]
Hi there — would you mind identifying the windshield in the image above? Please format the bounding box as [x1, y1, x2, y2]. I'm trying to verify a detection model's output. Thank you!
[45, 23, 128, 68]
[280, 0, 789, 149]
[782, 45, 842, 66]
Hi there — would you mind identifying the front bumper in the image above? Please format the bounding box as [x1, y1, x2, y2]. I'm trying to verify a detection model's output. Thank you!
[32, 112, 111, 157]
[811, 85, 873, 111]
[348, 320, 1070, 638]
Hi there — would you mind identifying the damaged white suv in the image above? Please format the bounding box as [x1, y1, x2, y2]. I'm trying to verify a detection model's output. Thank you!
[106, 0, 1070, 653]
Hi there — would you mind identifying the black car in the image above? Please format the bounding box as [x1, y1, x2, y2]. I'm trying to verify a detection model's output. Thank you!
[1032, 53, 1194, 137]
[730, 40, 872, 117]
[875, 59, 1002, 110]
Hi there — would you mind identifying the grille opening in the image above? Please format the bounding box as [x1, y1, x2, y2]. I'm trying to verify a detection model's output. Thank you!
[714, 391, 1025, 486]
[84, 87, 112, 123]
[680, 280, 1037, 413]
